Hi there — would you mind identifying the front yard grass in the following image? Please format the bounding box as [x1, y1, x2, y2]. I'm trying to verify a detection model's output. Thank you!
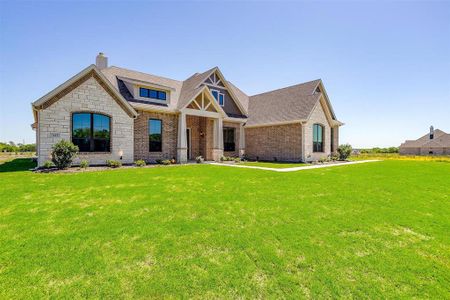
[0, 159, 449, 298]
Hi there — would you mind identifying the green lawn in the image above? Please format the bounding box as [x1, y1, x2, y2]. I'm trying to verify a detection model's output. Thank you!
[239, 161, 307, 168]
[0, 159, 449, 298]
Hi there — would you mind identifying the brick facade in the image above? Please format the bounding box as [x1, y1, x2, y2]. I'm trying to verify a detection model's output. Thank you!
[244, 99, 337, 162]
[185, 116, 215, 160]
[134, 111, 178, 162]
[37, 76, 134, 166]
[245, 123, 302, 162]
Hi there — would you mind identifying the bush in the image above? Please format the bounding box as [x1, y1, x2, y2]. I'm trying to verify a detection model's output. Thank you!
[161, 159, 172, 165]
[330, 153, 339, 161]
[234, 157, 241, 163]
[43, 160, 54, 169]
[51, 140, 79, 169]
[106, 160, 122, 168]
[337, 144, 352, 160]
[79, 160, 89, 169]
[196, 156, 204, 163]
[135, 160, 146, 167]
[318, 157, 326, 163]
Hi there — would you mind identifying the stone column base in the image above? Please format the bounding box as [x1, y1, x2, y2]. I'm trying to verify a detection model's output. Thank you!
[212, 148, 224, 162]
[177, 148, 187, 164]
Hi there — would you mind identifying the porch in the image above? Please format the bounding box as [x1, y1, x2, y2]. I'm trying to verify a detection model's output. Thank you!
[176, 87, 244, 163]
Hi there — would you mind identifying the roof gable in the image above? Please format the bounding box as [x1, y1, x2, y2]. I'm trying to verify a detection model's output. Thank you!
[195, 67, 248, 115]
[32, 65, 137, 118]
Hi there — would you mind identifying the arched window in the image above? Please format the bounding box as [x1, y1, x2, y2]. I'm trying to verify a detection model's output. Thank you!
[313, 124, 324, 152]
[72, 113, 111, 152]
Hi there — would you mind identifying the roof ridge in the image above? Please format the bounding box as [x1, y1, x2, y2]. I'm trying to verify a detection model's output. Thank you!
[250, 79, 321, 97]
[105, 65, 183, 83]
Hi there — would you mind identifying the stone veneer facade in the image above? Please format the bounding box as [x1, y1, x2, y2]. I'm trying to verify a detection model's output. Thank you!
[303, 100, 333, 162]
[36, 76, 134, 166]
[134, 111, 178, 162]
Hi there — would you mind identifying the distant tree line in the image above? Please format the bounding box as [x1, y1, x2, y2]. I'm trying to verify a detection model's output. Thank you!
[360, 147, 399, 154]
[0, 141, 36, 153]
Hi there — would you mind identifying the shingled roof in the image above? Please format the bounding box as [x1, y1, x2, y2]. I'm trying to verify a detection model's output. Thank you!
[400, 129, 450, 148]
[246, 79, 329, 126]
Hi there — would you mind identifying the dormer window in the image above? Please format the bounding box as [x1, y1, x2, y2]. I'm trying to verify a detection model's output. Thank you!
[211, 89, 225, 106]
[139, 87, 167, 101]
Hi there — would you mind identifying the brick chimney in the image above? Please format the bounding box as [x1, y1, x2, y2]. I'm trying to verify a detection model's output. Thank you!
[430, 125, 434, 139]
[95, 52, 108, 70]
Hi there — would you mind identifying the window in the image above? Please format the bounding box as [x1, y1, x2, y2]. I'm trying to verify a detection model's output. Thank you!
[211, 89, 225, 106]
[149, 119, 162, 152]
[72, 113, 110, 152]
[139, 87, 167, 101]
[223, 127, 235, 151]
[313, 124, 324, 152]
[330, 127, 334, 152]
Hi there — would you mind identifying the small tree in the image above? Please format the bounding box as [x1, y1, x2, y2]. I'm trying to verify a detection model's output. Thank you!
[51, 140, 79, 169]
[337, 144, 352, 160]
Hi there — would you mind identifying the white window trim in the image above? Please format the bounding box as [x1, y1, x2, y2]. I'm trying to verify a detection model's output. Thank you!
[210, 89, 225, 107]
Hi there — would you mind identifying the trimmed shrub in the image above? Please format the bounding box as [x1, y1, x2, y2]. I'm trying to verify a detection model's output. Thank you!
[51, 140, 79, 169]
[196, 156, 204, 163]
[337, 144, 352, 160]
[106, 160, 122, 168]
[79, 160, 89, 169]
[234, 157, 241, 163]
[161, 159, 172, 165]
[135, 160, 146, 167]
[43, 160, 54, 169]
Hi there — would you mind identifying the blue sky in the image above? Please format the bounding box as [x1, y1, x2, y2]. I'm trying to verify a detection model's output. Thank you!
[1, 1, 449, 148]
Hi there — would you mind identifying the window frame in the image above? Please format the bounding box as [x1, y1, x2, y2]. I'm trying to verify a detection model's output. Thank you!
[71, 112, 111, 153]
[148, 118, 163, 152]
[313, 123, 325, 153]
[210, 89, 225, 107]
[223, 127, 236, 152]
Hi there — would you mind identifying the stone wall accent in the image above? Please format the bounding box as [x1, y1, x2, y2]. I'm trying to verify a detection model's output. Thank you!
[223, 121, 241, 157]
[332, 126, 339, 153]
[245, 123, 302, 162]
[37, 76, 134, 166]
[134, 111, 178, 162]
[303, 100, 332, 162]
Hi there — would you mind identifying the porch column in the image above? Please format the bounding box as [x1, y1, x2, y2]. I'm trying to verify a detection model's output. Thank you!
[212, 118, 224, 161]
[177, 112, 187, 163]
[239, 123, 245, 158]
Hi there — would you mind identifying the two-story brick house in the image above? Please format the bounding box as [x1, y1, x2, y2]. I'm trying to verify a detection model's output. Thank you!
[31, 53, 343, 166]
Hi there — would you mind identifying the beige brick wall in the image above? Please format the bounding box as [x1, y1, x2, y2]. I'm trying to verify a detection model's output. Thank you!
[304, 100, 332, 162]
[223, 121, 241, 157]
[134, 111, 178, 162]
[245, 123, 302, 162]
[37, 76, 134, 166]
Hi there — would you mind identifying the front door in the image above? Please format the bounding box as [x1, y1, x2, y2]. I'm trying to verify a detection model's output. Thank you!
[186, 128, 191, 160]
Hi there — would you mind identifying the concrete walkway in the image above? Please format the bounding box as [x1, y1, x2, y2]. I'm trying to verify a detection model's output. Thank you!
[210, 160, 380, 172]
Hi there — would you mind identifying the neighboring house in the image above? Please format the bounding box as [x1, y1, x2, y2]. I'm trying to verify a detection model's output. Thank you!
[399, 126, 450, 155]
[31, 53, 343, 166]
